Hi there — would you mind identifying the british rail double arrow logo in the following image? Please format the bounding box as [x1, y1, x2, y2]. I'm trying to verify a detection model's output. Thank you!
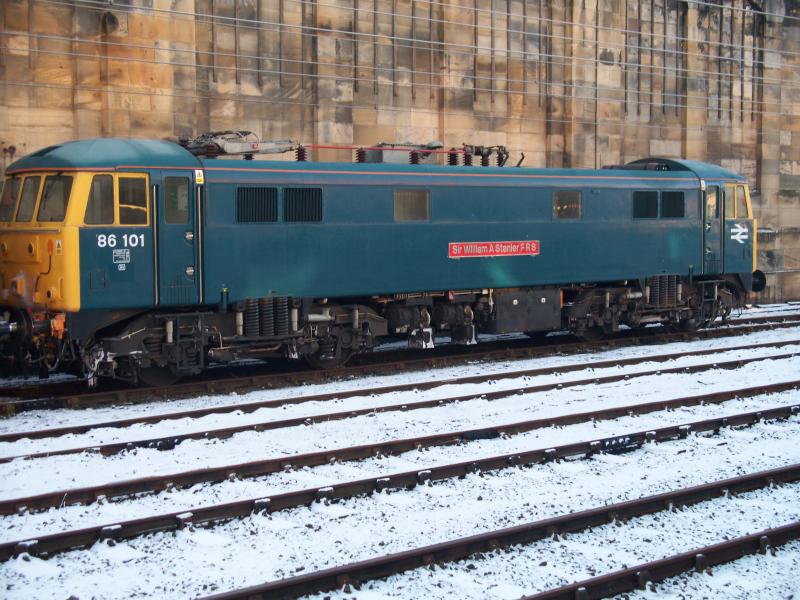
[730, 223, 749, 244]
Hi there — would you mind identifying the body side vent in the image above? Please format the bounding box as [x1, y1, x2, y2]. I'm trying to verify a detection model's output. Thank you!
[284, 187, 322, 222]
[236, 187, 278, 223]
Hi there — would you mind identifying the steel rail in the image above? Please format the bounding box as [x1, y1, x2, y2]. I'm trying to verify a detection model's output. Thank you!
[1, 381, 797, 517]
[0, 352, 799, 464]
[3, 337, 799, 446]
[1, 404, 797, 562]
[1, 315, 797, 416]
[198, 464, 800, 599]
[3, 351, 799, 464]
[524, 522, 800, 599]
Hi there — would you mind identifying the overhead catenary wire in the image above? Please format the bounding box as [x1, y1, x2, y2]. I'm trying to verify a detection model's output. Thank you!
[7, 27, 796, 94]
[2, 42, 792, 119]
[4, 10, 796, 106]
[22, 0, 796, 104]
[2, 0, 794, 141]
[3, 78, 783, 142]
[31, 0, 800, 63]
[316, 0, 800, 29]
[20, 0, 796, 120]
[285, 0, 797, 59]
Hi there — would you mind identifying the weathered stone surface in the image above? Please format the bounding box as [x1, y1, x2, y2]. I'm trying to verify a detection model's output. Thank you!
[0, 0, 797, 298]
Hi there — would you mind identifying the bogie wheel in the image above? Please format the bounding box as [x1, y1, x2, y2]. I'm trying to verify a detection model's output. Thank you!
[679, 317, 704, 332]
[138, 366, 181, 387]
[577, 326, 605, 341]
[305, 334, 353, 369]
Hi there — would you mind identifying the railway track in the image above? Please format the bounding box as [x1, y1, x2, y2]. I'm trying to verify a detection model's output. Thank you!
[3, 336, 798, 443]
[2, 348, 799, 463]
[2, 314, 798, 415]
[1, 404, 796, 563]
[524, 523, 800, 599]
[2, 381, 797, 515]
[195, 463, 800, 599]
[1, 314, 797, 598]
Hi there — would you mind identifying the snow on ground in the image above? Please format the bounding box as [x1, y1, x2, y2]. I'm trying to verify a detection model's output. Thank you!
[1, 353, 799, 499]
[0, 391, 796, 543]
[0, 314, 798, 598]
[2, 320, 800, 438]
[627, 539, 800, 600]
[308, 482, 800, 600]
[1, 418, 797, 599]
[2, 327, 800, 452]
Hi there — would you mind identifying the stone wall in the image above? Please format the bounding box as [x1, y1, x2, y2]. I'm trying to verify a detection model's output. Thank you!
[1, 0, 798, 298]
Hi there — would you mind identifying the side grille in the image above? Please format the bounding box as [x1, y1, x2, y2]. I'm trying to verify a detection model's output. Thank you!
[236, 187, 277, 223]
[284, 188, 322, 222]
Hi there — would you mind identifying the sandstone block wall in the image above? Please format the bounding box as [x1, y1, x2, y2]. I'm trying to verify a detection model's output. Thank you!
[1, 0, 798, 299]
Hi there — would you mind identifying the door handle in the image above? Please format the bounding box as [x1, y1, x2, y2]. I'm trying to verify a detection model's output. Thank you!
[705, 223, 711, 231]
[185, 266, 195, 277]
[185, 231, 195, 241]
[705, 248, 712, 255]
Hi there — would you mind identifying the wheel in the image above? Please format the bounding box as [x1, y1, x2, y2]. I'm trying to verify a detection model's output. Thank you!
[138, 365, 181, 387]
[679, 317, 704, 332]
[304, 334, 353, 369]
[577, 326, 605, 341]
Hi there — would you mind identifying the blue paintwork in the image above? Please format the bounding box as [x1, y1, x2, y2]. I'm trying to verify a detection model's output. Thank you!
[724, 219, 755, 275]
[7, 139, 201, 173]
[79, 228, 154, 310]
[155, 170, 201, 306]
[7, 138, 756, 311]
[199, 161, 706, 302]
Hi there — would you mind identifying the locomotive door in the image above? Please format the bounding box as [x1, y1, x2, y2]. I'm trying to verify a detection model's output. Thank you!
[155, 171, 201, 305]
[703, 184, 723, 274]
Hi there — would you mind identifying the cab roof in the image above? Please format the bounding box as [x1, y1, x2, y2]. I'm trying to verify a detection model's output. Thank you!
[625, 158, 745, 182]
[6, 138, 201, 173]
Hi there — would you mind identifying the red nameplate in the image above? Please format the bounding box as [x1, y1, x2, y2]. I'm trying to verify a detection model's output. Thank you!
[448, 240, 540, 259]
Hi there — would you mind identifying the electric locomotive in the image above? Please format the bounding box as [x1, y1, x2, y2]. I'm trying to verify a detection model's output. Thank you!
[0, 134, 765, 385]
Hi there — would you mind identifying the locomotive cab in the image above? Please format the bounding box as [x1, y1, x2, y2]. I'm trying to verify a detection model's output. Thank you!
[701, 178, 761, 294]
[0, 170, 81, 374]
[0, 139, 203, 380]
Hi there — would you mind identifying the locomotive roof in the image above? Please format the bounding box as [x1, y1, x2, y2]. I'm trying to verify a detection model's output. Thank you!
[624, 158, 745, 182]
[5, 138, 744, 183]
[196, 156, 743, 184]
[6, 138, 202, 173]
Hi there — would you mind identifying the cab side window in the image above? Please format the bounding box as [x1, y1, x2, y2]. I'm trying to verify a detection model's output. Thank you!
[119, 177, 148, 225]
[724, 185, 735, 218]
[0, 177, 20, 222]
[736, 185, 749, 218]
[16, 176, 41, 222]
[165, 177, 190, 224]
[84, 174, 115, 224]
[705, 187, 718, 220]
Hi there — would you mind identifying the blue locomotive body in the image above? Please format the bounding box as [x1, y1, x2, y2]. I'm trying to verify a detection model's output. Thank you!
[0, 138, 763, 384]
[202, 160, 703, 299]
